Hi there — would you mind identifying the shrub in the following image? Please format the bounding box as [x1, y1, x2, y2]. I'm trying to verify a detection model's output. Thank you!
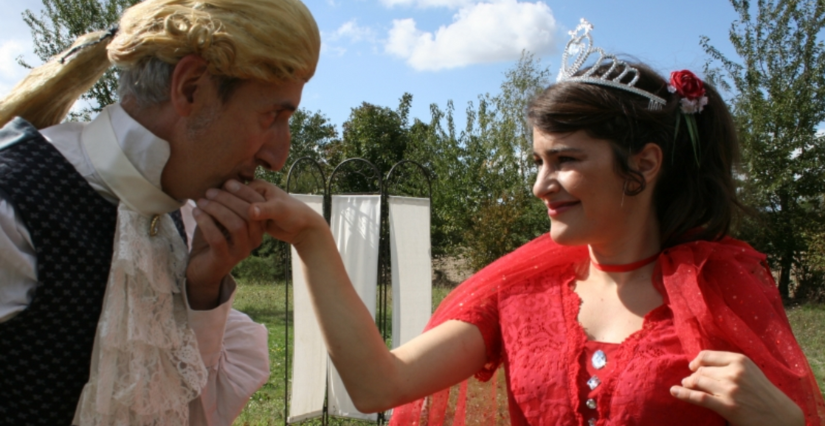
[232, 256, 283, 283]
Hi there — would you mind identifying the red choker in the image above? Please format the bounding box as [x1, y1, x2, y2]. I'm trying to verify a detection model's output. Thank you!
[591, 252, 661, 273]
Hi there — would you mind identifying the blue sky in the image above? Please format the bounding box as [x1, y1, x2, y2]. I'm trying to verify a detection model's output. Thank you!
[0, 0, 741, 131]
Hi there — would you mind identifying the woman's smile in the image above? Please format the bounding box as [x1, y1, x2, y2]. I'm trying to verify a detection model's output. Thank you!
[547, 200, 581, 217]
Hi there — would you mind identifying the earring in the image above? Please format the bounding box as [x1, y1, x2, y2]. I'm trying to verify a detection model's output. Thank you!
[621, 180, 629, 207]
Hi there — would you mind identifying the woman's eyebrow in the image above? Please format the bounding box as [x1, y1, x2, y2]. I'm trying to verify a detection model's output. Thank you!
[535, 147, 585, 155]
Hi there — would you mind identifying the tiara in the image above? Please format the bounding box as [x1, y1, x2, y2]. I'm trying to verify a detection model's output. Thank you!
[556, 19, 666, 110]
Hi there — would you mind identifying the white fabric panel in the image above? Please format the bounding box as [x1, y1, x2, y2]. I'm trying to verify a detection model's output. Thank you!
[327, 195, 381, 421]
[389, 196, 432, 349]
[288, 195, 327, 423]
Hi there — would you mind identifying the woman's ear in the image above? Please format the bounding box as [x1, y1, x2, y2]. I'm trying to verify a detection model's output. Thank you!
[633, 142, 663, 185]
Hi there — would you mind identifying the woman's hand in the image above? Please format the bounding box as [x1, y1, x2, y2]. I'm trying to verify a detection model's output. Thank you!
[246, 180, 327, 248]
[670, 350, 804, 426]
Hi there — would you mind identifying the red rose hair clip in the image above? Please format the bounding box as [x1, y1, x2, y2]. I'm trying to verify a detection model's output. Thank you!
[668, 70, 707, 165]
[668, 70, 709, 114]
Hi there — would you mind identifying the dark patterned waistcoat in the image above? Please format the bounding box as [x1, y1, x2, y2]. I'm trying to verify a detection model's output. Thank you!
[0, 118, 188, 425]
[0, 118, 118, 425]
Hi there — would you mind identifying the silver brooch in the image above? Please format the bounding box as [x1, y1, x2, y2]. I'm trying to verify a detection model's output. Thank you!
[592, 349, 607, 370]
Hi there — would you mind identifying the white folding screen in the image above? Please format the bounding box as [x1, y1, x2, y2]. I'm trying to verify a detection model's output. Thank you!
[388, 196, 432, 348]
[327, 195, 382, 421]
[287, 195, 327, 423]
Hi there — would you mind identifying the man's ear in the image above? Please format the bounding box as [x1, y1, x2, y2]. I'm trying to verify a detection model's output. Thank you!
[633, 142, 663, 185]
[168, 54, 211, 118]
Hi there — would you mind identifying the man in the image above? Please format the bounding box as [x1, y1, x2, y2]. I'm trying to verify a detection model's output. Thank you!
[0, 0, 320, 424]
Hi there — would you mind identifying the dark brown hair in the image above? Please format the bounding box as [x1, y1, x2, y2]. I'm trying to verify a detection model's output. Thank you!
[527, 63, 743, 247]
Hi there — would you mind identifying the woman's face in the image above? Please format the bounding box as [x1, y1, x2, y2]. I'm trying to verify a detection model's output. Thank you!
[532, 128, 641, 247]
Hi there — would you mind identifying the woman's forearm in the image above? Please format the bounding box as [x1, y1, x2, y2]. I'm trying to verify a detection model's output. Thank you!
[292, 225, 487, 413]
[246, 182, 487, 413]
[293, 226, 401, 412]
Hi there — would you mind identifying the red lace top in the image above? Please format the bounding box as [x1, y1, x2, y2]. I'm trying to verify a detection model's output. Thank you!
[390, 235, 825, 426]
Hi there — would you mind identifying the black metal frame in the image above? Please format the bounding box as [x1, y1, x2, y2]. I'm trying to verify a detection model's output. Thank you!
[326, 158, 386, 425]
[385, 160, 433, 199]
[283, 157, 327, 426]
[378, 160, 432, 425]
[382, 159, 433, 341]
[281, 158, 432, 426]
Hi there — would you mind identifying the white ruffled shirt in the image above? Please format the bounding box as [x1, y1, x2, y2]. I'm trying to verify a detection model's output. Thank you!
[0, 104, 269, 425]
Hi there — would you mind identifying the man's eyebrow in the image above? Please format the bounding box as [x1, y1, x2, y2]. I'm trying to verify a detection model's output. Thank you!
[275, 101, 297, 112]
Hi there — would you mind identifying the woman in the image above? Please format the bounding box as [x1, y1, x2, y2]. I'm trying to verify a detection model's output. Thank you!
[214, 20, 825, 425]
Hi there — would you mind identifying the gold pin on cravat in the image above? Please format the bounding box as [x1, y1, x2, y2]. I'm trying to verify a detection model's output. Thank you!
[149, 214, 161, 237]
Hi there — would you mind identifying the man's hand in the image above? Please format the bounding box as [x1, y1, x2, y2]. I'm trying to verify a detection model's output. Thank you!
[670, 350, 804, 426]
[186, 180, 266, 310]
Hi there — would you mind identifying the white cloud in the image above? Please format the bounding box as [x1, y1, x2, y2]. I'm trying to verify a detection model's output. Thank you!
[321, 20, 376, 57]
[385, 0, 557, 71]
[380, 0, 473, 9]
[321, 43, 348, 57]
[0, 39, 30, 96]
[327, 19, 376, 43]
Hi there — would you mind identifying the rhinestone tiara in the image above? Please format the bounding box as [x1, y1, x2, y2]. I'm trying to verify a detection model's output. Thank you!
[556, 19, 666, 110]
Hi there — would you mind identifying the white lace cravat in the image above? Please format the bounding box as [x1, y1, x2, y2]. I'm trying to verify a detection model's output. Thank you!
[73, 106, 207, 425]
[76, 207, 207, 425]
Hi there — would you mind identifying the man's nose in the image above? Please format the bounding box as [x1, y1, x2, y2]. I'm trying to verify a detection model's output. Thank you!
[257, 130, 291, 171]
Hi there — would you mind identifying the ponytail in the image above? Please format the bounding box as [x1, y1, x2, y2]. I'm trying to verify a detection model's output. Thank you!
[0, 0, 323, 130]
[0, 28, 117, 129]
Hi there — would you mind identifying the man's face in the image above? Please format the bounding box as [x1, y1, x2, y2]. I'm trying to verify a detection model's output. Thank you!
[165, 78, 304, 200]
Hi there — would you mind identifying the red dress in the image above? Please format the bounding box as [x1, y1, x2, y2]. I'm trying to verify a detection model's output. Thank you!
[390, 235, 825, 426]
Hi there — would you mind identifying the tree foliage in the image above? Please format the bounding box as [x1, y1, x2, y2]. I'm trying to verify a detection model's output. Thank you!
[323, 94, 414, 194]
[407, 52, 551, 267]
[702, 0, 825, 299]
[20, 0, 139, 119]
[299, 53, 551, 267]
[459, 52, 550, 269]
[335, 94, 413, 173]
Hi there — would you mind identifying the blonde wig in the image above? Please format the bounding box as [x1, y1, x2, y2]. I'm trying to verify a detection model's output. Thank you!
[0, 0, 320, 129]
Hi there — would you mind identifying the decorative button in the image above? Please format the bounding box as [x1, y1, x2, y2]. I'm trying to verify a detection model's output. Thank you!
[592, 349, 607, 370]
[586, 398, 597, 409]
[149, 215, 161, 237]
[589, 418, 597, 426]
[587, 376, 601, 390]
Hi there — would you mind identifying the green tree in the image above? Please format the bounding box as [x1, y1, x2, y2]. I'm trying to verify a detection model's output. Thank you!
[406, 100, 466, 258]
[326, 94, 413, 194]
[702, 0, 825, 298]
[406, 52, 551, 268]
[336, 94, 413, 173]
[20, 0, 139, 119]
[459, 52, 551, 270]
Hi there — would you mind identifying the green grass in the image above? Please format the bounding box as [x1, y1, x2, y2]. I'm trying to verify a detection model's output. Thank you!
[231, 281, 825, 424]
[231, 280, 292, 425]
[786, 303, 825, 398]
[231, 280, 452, 425]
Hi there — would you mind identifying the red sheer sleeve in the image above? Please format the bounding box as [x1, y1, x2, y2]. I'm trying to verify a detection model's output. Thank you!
[390, 235, 586, 425]
[658, 238, 825, 425]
